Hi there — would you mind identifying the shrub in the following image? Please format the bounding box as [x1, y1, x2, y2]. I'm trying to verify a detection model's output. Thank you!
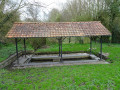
[28, 38, 46, 51]
[46, 38, 58, 45]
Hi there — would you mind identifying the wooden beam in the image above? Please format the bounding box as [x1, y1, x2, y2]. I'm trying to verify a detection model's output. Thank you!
[15, 38, 19, 64]
[59, 39, 61, 57]
[60, 37, 63, 62]
[90, 37, 92, 55]
[100, 36, 103, 60]
[24, 38, 26, 57]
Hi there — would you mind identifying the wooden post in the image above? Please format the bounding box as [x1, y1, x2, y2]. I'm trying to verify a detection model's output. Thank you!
[15, 38, 19, 64]
[59, 39, 61, 57]
[60, 37, 63, 62]
[100, 36, 103, 60]
[24, 38, 26, 57]
[90, 37, 92, 55]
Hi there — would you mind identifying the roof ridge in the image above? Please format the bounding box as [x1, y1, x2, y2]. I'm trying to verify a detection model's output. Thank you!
[14, 21, 101, 24]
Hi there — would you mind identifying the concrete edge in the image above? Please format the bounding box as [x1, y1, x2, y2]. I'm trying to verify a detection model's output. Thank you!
[0, 51, 23, 69]
[12, 60, 109, 69]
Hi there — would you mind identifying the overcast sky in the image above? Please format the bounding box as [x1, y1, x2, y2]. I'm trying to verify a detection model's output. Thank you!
[18, 0, 68, 21]
[40, 0, 67, 10]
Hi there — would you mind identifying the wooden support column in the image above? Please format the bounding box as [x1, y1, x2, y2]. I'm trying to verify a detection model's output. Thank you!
[60, 37, 63, 62]
[90, 37, 92, 55]
[100, 36, 103, 60]
[24, 38, 26, 57]
[15, 38, 19, 64]
[59, 39, 61, 57]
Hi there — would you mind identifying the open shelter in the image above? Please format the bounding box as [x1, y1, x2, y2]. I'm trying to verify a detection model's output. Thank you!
[6, 21, 111, 64]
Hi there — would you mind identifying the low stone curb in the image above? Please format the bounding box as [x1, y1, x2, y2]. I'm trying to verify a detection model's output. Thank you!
[0, 51, 109, 69]
[0, 51, 22, 69]
[12, 60, 109, 69]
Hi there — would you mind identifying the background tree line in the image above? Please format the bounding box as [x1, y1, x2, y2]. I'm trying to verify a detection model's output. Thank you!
[48, 0, 120, 43]
[0, 0, 23, 43]
[0, 0, 120, 51]
[0, 0, 46, 51]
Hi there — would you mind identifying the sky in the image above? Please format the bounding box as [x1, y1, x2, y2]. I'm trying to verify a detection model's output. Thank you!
[19, 0, 68, 21]
[40, 0, 67, 10]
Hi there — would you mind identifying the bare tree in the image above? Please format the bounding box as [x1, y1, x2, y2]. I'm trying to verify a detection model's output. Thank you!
[0, 0, 25, 27]
[26, 4, 41, 22]
[24, 0, 49, 22]
[0, 0, 26, 43]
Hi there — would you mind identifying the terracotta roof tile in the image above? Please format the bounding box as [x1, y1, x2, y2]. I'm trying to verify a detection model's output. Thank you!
[6, 21, 111, 38]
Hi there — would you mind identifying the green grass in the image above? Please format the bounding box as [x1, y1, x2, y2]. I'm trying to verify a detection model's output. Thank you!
[0, 44, 22, 62]
[1, 62, 120, 89]
[0, 43, 33, 62]
[1, 43, 120, 89]
[36, 43, 90, 53]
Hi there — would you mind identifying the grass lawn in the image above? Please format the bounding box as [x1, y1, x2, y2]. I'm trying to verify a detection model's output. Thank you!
[0, 44, 22, 62]
[1, 62, 120, 89]
[0, 43, 33, 62]
[1, 43, 120, 89]
[36, 43, 90, 53]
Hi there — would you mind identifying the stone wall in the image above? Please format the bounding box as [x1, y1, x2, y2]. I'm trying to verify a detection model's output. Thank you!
[0, 51, 23, 69]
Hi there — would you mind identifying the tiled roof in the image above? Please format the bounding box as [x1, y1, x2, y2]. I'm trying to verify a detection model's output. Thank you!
[6, 21, 111, 38]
